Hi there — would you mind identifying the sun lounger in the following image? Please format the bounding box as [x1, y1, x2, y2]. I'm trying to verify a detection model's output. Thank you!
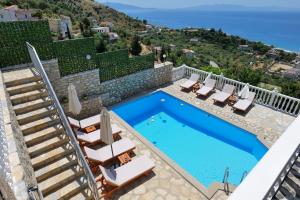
[196, 79, 216, 96]
[98, 155, 155, 196]
[76, 124, 122, 145]
[180, 73, 200, 90]
[84, 138, 135, 164]
[233, 92, 256, 112]
[68, 114, 101, 129]
[212, 84, 236, 103]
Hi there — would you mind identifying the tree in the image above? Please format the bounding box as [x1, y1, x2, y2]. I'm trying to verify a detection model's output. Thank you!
[160, 46, 166, 62]
[143, 19, 147, 24]
[96, 40, 107, 53]
[130, 35, 142, 56]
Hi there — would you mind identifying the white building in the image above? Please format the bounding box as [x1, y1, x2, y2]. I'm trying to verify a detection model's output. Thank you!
[0, 5, 32, 22]
[190, 38, 199, 44]
[182, 49, 195, 59]
[91, 27, 110, 34]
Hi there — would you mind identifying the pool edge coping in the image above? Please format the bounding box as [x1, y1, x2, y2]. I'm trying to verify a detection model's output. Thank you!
[110, 111, 237, 199]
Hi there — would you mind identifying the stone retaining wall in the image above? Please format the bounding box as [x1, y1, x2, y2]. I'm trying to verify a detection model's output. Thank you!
[43, 60, 173, 119]
[43, 60, 102, 118]
[0, 70, 30, 200]
[99, 62, 173, 99]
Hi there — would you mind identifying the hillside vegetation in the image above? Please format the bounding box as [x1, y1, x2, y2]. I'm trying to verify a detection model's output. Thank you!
[0, 0, 145, 32]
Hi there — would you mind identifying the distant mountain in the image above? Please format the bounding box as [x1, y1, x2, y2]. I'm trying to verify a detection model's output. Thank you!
[183, 4, 300, 12]
[102, 2, 155, 13]
[101, 2, 300, 12]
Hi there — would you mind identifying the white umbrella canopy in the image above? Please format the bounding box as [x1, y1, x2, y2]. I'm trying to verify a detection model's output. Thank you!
[238, 83, 250, 99]
[203, 72, 212, 85]
[100, 108, 115, 168]
[100, 107, 114, 148]
[68, 84, 82, 115]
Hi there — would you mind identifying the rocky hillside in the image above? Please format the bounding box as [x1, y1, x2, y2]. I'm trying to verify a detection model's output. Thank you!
[0, 0, 146, 32]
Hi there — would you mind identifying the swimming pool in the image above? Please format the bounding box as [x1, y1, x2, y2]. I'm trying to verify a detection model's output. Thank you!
[113, 91, 267, 187]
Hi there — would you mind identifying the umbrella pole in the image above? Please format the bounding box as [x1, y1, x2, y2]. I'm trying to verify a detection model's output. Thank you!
[110, 144, 116, 168]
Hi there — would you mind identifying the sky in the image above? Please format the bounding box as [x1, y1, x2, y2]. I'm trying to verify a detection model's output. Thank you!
[99, 0, 300, 9]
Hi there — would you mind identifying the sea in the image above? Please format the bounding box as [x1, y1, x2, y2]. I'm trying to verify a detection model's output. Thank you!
[120, 9, 300, 52]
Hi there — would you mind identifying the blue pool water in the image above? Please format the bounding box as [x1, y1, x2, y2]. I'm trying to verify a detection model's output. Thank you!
[113, 91, 267, 187]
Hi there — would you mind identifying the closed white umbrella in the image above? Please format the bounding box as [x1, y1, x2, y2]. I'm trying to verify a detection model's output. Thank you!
[203, 72, 212, 85]
[239, 83, 250, 99]
[68, 84, 82, 115]
[100, 108, 114, 158]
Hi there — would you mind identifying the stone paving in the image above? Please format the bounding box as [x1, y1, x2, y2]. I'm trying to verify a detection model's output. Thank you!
[107, 79, 295, 200]
[162, 79, 295, 147]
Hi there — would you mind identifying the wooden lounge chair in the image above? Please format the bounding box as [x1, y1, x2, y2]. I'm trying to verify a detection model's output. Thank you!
[196, 79, 216, 97]
[212, 84, 236, 104]
[84, 138, 136, 165]
[68, 114, 101, 130]
[180, 73, 200, 90]
[98, 155, 155, 197]
[76, 124, 122, 146]
[233, 92, 256, 112]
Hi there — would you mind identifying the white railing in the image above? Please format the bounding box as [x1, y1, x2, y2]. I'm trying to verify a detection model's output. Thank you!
[228, 116, 300, 200]
[172, 65, 300, 116]
[26, 43, 99, 200]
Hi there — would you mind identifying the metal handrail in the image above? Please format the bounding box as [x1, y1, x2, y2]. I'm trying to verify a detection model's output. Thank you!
[240, 171, 248, 183]
[26, 42, 99, 200]
[223, 167, 230, 195]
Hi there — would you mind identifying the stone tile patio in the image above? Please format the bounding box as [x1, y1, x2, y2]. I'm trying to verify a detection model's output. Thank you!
[107, 79, 295, 200]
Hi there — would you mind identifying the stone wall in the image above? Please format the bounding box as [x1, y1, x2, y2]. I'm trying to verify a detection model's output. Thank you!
[43, 59, 102, 118]
[0, 70, 31, 200]
[99, 62, 173, 100]
[43, 60, 173, 119]
[172, 65, 186, 81]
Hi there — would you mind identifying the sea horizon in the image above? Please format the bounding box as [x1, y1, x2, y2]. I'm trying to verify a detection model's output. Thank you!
[114, 8, 300, 53]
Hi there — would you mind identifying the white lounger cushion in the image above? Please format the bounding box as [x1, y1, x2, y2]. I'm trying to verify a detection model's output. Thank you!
[180, 73, 199, 89]
[68, 117, 80, 128]
[233, 99, 252, 111]
[68, 114, 101, 129]
[212, 84, 235, 103]
[84, 138, 135, 163]
[180, 80, 197, 89]
[76, 124, 122, 143]
[100, 155, 155, 187]
[233, 92, 256, 111]
[80, 114, 101, 129]
[212, 92, 231, 102]
[196, 79, 216, 96]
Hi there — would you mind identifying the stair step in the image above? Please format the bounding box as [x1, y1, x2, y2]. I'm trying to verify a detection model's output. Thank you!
[7, 83, 45, 96]
[22, 119, 61, 136]
[29, 138, 69, 159]
[285, 176, 300, 196]
[26, 128, 64, 148]
[33, 149, 74, 171]
[14, 100, 53, 115]
[36, 160, 78, 183]
[280, 185, 294, 198]
[5, 76, 42, 88]
[57, 183, 92, 200]
[18, 109, 57, 126]
[42, 170, 84, 197]
[11, 91, 48, 105]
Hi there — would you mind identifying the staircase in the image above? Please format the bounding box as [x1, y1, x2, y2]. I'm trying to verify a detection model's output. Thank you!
[3, 68, 94, 200]
[272, 156, 300, 200]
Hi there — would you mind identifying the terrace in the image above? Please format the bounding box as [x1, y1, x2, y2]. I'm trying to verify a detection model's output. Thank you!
[0, 20, 299, 200]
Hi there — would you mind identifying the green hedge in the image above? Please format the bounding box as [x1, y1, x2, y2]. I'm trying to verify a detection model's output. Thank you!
[0, 21, 154, 81]
[0, 21, 54, 67]
[53, 38, 97, 76]
[96, 50, 154, 82]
